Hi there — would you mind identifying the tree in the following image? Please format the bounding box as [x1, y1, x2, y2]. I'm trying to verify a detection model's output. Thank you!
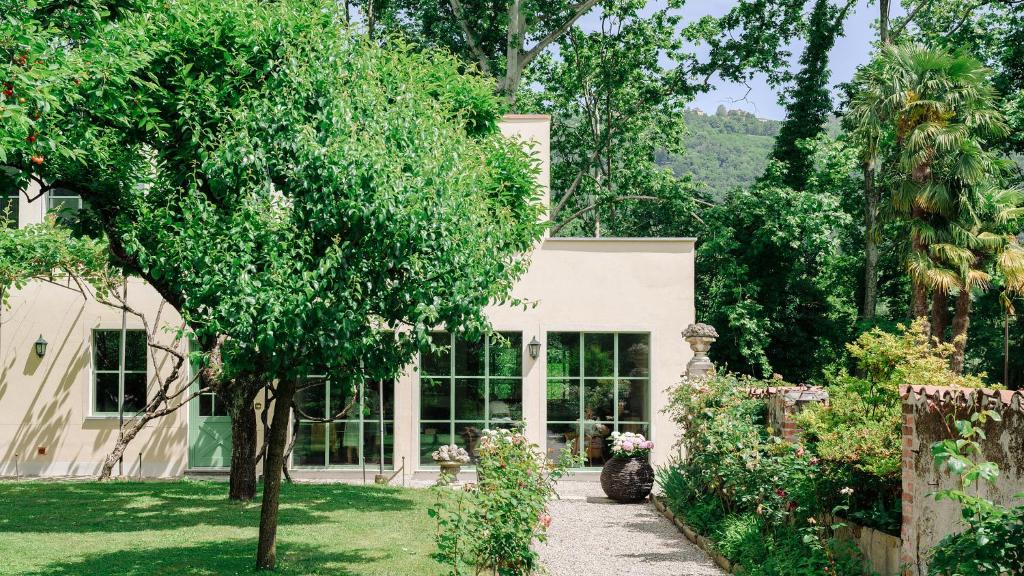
[847, 45, 1007, 324]
[3, 0, 544, 569]
[771, 0, 855, 191]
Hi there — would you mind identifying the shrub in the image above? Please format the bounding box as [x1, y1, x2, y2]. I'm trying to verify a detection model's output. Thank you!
[429, 428, 577, 576]
[659, 373, 864, 576]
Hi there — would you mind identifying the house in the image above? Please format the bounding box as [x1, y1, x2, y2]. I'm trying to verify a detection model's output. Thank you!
[0, 115, 696, 480]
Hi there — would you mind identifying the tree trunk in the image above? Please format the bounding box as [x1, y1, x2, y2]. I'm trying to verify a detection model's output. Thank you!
[879, 0, 891, 45]
[862, 162, 880, 321]
[951, 289, 972, 374]
[256, 377, 298, 570]
[228, 387, 260, 501]
[931, 290, 948, 342]
[911, 207, 930, 321]
[501, 0, 525, 105]
[98, 418, 147, 480]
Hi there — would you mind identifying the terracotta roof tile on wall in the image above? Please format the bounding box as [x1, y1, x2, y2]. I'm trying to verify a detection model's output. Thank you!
[901, 385, 1024, 411]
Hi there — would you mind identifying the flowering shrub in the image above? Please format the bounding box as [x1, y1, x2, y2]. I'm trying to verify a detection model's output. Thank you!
[433, 444, 471, 464]
[429, 428, 579, 575]
[608, 431, 653, 459]
[658, 373, 864, 576]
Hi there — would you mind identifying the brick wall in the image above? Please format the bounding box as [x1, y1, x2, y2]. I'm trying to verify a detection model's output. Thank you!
[750, 386, 829, 441]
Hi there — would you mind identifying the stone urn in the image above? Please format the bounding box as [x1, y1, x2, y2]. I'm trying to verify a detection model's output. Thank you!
[439, 461, 462, 481]
[682, 323, 719, 378]
[600, 456, 655, 503]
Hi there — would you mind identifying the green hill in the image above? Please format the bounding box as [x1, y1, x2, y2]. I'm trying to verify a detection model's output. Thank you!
[658, 107, 782, 201]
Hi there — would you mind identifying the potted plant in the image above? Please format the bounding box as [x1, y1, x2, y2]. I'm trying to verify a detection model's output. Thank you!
[600, 432, 655, 503]
[432, 444, 471, 482]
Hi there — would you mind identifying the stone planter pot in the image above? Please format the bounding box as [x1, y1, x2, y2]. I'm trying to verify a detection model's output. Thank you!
[600, 455, 654, 503]
[439, 461, 462, 481]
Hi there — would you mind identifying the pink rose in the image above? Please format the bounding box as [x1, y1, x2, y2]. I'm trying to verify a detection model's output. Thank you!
[538, 513, 552, 529]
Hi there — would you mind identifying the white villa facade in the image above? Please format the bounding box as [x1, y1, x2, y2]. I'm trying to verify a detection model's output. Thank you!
[0, 115, 697, 480]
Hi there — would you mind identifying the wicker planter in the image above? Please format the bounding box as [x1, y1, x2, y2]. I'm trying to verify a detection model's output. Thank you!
[600, 455, 654, 503]
[439, 462, 462, 481]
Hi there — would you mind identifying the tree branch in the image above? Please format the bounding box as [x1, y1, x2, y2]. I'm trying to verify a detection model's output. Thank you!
[520, 0, 603, 70]
[551, 194, 661, 235]
[448, 0, 493, 75]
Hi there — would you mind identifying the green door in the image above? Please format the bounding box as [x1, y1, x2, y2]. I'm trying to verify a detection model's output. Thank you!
[188, 381, 232, 469]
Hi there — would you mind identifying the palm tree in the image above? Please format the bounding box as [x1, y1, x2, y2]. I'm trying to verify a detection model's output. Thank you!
[848, 44, 1007, 325]
[912, 186, 1024, 372]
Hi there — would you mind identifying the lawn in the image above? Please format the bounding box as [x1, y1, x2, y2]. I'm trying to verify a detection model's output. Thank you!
[0, 480, 441, 575]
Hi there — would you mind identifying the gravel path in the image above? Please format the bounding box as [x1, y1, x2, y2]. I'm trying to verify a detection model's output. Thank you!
[539, 481, 725, 576]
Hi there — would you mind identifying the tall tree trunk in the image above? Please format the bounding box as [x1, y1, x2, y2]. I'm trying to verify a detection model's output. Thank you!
[911, 207, 930, 321]
[501, 0, 525, 105]
[228, 386, 260, 501]
[256, 377, 298, 570]
[951, 289, 971, 374]
[862, 162, 880, 320]
[931, 290, 948, 342]
[879, 0, 891, 45]
[98, 418, 147, 480]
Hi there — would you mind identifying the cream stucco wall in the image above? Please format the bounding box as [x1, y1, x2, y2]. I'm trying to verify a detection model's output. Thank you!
[0, 115, 695, 479]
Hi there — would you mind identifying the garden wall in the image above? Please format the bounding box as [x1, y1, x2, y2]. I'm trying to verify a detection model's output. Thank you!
[900, 386, 1024, 576]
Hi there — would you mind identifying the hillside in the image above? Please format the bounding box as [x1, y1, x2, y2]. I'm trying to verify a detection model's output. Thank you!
[658, 107, 782, 201]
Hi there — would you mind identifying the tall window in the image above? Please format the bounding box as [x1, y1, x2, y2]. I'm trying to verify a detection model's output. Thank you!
[1, 189, 17, 229]
[546, 332, 650, 467]
[420, 332, 522, 465]
[292, 378, 394, 467]
[93, 329, 148, 415]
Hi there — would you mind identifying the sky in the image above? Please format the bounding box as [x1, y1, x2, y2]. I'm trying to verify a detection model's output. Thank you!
[584, 1, 907, 120]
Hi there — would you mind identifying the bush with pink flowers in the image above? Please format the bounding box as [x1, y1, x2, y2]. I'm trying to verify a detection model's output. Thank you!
[429, 427, 579, 575]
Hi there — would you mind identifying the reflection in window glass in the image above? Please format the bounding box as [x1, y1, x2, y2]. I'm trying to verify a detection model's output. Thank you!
[545, 333, 650, 467]
[293, 378, 394, 467]
[419, 332, 523, 464]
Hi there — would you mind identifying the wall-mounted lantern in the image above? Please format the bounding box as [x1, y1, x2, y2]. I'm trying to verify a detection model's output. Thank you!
[34, 335, 48, 358]
[528, 336, 541, 359]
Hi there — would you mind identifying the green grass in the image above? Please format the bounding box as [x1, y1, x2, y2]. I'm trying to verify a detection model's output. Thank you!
[0, 480, 442, 575]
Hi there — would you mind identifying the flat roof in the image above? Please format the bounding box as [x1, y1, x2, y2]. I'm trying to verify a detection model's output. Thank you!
[544, 237, 697, 243]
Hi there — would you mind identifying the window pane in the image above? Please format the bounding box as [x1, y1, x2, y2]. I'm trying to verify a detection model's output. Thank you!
[488, 378, 521, 423]
[454, 422, 485, 462]
[199, 393, 214, 417]
[294, 422, 326, 466]
[619, 379, 649, 422]
[453, 335, 485, 376]
[420, 378, 450, 420]
[583, 379, 614, 421]
[94, 331, 121, 371]
[618, 334, 650, 377]
[329, 379, 358, 419]
[583, 334, 614, 377]
[363, 420, 393, 466]
[363, 380, 392, 419]
[546, 333, 580, 377]
[489, 332, 522, 377]
[420, 423, 450, 464]
[122, 372, 147, 412]
[329, 421, 360, 465]
[582, 422, 612, 466]
[619, 422, 649, 437]
[295, 377, 327, 419]
[421, 332, 451, 376]
[453, 378, 485, 420]
[546, 423, 579, 463]
[95, 373, 120, 413]
[1, 192, 17, 229]
[213, 395, 229, 417]
[546, 379, 580, 421]
[124, 331, 147, 372]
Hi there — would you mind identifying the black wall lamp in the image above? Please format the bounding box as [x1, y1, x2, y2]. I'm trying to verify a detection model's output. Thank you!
[528, 336, 541, 359]
[34, 335, 48, 358]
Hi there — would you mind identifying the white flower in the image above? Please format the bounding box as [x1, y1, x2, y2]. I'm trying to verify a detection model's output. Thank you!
[840, 487, 854, 496]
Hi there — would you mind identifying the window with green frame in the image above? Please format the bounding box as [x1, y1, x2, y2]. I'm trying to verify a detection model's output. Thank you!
[92, 329, 148, 415]
[419, 332, 522, 465]
[292, 377, 394, 467]
[546, 332, 650, 467]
